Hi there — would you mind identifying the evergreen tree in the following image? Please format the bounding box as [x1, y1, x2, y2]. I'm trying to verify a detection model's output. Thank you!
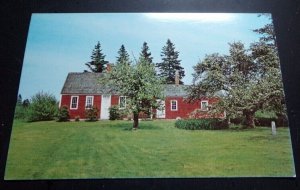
[17, 94, 22, 105]
[116, 44, 131, 65]
[140, 42, 153, 64]
[85, 41, 108, 73]
[157, 39, 185, 84]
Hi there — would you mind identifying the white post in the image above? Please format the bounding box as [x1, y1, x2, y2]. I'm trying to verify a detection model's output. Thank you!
[271, 121, 276, 135]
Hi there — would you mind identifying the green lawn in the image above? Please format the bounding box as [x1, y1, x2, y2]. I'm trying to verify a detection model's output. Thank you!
[5, 120, 295, 179]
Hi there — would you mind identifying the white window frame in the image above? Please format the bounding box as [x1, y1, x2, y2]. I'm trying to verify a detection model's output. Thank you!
[170, 100, 178, 111]
[201, 100, 209, 111]
[70, 96, 79, 110]
[85, 96, 94, 109]
[119, 96, 126, 109]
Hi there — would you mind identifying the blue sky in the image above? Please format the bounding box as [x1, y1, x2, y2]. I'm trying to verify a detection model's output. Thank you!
[19, 13, 271, 100]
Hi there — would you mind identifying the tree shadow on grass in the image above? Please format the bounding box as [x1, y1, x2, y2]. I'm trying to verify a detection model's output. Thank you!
[110, 122, 163, 131]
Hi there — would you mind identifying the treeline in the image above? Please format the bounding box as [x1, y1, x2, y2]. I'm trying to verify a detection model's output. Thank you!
[85, 39, 185, 84]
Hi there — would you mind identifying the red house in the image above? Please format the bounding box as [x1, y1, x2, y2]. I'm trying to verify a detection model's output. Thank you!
[60, 72, 223, 120]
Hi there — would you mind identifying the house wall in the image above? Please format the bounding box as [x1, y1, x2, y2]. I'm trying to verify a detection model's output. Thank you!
[111, 95, 119, 106]
[164, 97, 222, 119]
[60, 94, 101, 119]
[60, 94, 223, 120]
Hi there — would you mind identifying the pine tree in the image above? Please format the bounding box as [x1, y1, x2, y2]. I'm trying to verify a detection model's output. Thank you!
[116, 44, 131, 65]
[140, 42, 153, 64]
[157, 39, 185, 84]
[85, 42, 108, 73]
[17, 94, 22, 105]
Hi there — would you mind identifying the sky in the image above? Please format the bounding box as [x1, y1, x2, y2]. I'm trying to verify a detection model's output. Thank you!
[19, 13, 271, 100]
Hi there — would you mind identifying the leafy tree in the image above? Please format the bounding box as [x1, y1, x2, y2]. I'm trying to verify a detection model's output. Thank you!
[26, 92, 58, 122]
[187, 19, 284, 128]
[116, 44, 131, 65]
[140, 42, 153, 64]
[157, 39, 185, 84]
[85, 41, 108, 73]
[101, 57, 164, 129]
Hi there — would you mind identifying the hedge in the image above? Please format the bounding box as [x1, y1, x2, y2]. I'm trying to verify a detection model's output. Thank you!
[175, 119, 228, 130]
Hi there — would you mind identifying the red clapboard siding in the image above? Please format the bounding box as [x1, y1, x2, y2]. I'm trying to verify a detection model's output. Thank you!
[111, 95, 119, 106]
[61, 94, 222, 120]
[164, 97, 222, 119]
[60, 95, 101, 119]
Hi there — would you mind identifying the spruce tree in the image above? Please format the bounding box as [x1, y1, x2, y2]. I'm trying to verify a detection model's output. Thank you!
[85, 42, 108, 73]
[116, 44, 131, 65]
[140, 42, 153, 64]
[157, 39, 185, 84]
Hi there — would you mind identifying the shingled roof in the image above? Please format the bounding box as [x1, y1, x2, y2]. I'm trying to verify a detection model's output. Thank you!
[61, 72, 189, 96]
[61, 72, 117, 94]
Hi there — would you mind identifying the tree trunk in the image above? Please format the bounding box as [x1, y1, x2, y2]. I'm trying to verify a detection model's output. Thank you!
[243, 110, 255, 128]
[133, 112, 139, 129]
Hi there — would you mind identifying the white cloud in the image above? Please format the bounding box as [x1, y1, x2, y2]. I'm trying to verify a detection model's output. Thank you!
[143, 13, 236, 23]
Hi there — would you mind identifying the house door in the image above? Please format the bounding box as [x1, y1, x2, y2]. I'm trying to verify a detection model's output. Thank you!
[100, 95, 111, 119]
[156, 99, 165, 118]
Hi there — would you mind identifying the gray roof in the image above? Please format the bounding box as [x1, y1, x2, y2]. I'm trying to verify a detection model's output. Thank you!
[163, 84, 189, 97]
[61, 72, 189, 96]
[61, 72, 117, 95]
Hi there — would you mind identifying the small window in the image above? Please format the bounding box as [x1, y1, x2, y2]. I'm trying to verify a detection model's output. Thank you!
[70, 96, 79, 109]
[170, 100, 177, 111]
[119, 96, 126, 109]
[85, 96, 94, 109]
[201, 100, 209, 111]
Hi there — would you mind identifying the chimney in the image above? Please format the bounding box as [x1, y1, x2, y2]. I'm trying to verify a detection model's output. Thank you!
[175, 70, 179, 86]
[106, 63, 112, 73]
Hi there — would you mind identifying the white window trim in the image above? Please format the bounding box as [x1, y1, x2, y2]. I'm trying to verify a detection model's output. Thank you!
[70, 96, 79, 110]
[85, 96, 94, 109]
[170, 100, 178, 111]
[119, 96, 126, 109]
[201, 100, 209, 111]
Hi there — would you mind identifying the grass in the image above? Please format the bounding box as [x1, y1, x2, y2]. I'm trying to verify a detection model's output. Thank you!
[5, 119, 295, 179]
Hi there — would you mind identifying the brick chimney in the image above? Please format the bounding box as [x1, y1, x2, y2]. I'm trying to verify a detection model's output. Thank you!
[175, 70, 179, 86]
[106, 63, 112, 73]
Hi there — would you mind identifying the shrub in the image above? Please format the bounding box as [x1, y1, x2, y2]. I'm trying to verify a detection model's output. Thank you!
[109, 106, 127, 120]
[230, 117, 245, 125]
[57, 105, 70, 122]
[26, 92, 58, 122]
[175, 119, 228, 130]
[14, 104, 28, 120]
[109, 106, 120, 120]
[75, 116, 80, 122]
[85, 106, 99, 121]
[254, 117, 275, 126]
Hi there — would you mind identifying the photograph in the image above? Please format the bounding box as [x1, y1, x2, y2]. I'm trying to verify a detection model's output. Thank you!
[4, 13, 295, 179]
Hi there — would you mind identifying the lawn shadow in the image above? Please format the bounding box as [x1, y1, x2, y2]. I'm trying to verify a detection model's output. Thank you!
[109, 121, 163, 131]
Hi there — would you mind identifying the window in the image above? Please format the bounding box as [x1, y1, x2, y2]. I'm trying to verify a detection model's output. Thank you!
[201, 100, 209, 111]
[170, 100, 177, 111]
[119, 96, 126, 109]
[70, 96, 79, 109]
[85, 96, 94, 109]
